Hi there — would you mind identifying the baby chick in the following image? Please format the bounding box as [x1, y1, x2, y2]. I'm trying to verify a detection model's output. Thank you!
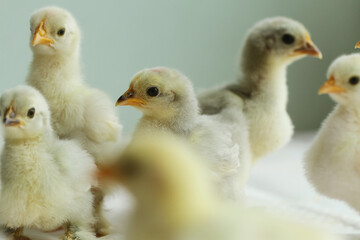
[116, 67, 251, 199]
[305, 53, 360, 213]
[26, 6, 122, 235]
[198, 17, 322, 164]
[0, 86, 97, 240]
[101, 132, 342, 240]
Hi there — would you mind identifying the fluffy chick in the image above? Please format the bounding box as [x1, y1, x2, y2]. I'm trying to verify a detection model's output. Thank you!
[198, 17, 322, 164]
[0, 86, 97, 240]
[26, 6, 122, 235]
[101, 132, 342, 240]
[116, 67, 251, 199]
[305, 53, 360, 213]
[27, 6, 122, 166]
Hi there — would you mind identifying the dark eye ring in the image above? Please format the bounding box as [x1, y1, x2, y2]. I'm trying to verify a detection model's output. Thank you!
[282, 34, 295, 45]
[146, 87, 159, 97]
[57, 28, 66, 36]
[27, 108, 36, 118]
[349, 76, 359, 85]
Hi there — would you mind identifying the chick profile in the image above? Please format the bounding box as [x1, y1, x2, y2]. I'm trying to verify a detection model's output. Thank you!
[26, 6, 123, 235]
[198, 17, 322, 164]
[305, 53, 360, 213]
[116, 67, 251, 199]
[103, 132, 342, 240]
[0, 86, 97, 240]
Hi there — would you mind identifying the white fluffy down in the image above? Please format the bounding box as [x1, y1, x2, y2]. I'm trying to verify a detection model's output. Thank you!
[305, 53, 360, 213]
[27, 6, 123, 166]
[0, 86, 96, 234]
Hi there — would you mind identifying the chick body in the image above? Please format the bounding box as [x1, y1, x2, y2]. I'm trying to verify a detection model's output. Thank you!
[107, 133, 342, 240]
[26, 6, 122, 166]
[0, 86, 96, 239]
[117, 67, 251, 199]
[305, 53, 360, 212]
[198, 17, 322, 163]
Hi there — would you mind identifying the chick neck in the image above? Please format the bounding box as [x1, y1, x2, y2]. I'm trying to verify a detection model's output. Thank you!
[239, 50, 289, 107]
[27, 49, 83, 93]
[4, 129, 54, 146]
[139, 95, 200, 136]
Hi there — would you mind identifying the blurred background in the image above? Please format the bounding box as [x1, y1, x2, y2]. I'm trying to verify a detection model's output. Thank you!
[1, 0, 360, 136]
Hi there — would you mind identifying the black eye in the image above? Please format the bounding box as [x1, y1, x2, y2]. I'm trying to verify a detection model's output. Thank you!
[57, 28, 66, 36]
[146, 87, 159, 97]
[282, 34, 295, 45]
[27, 108, 35, 118]
[121, 159, 141, 178]
[349, 76, 359, 85]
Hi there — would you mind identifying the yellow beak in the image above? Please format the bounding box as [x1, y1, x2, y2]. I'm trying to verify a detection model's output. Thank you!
[355, 41, 360, 49]
[3, 104, 24, 127]
[318, 76, 347, 95]
[32, 18, 55, 47]
[294, 34, 322, 59]
[116, 86, 147, 108]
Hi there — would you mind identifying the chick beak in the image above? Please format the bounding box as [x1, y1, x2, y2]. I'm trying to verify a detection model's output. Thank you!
[294, 34, 322, 59]
[116, 86, 147, 108]
[355, 41, 360, 49]
[318, 76, 347, 95]
[97, 165, 123, 182]
[32, 18, 55, 47]
[3, 105, 24, 127]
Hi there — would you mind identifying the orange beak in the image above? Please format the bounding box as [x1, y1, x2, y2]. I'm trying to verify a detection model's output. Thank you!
[116, 86, 147, 108]
[318, 76, 347, 95]
[3, 104, 24, 127]
[355, 41, 360, 49]
[32, 18, 55, 47]
[97, 164, 124, 183]
[294, 34, 322, 59]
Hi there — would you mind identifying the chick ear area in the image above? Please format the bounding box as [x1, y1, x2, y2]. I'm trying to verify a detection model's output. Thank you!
[169, 90, 177, 102]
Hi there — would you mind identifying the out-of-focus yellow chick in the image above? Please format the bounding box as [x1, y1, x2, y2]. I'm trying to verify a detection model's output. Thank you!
[26, 6, 123, 235]
[305, 53, 360, 213]
[102, 132, 342, 240]
[0, 86, 97, 240]
[116, 67, 251, 200]
[198, 17, 322, 164]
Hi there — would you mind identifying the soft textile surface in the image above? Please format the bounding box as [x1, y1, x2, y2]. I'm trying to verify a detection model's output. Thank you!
[0, 132, 359, 239]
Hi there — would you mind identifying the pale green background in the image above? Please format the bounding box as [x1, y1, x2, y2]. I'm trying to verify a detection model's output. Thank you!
[1, 0, 359, 136]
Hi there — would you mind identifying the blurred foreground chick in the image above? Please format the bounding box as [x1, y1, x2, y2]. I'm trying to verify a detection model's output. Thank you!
[101, 133, 342, 240]
[0, 86, 97, 240]
[116, 67, 251, 199]
[198, 17, 322, 164]
[305, 53, 360, 213]
[27, 6, 123, 235]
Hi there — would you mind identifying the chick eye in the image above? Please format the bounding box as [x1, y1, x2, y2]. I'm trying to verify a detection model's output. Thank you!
[147, 87, 159, 97]
[27, 108, 35, 118]
[282, 34, 295, 45]
[349, 76, 359, 85]
[121, 159, 141, 178]
[57, 28, 66, 36]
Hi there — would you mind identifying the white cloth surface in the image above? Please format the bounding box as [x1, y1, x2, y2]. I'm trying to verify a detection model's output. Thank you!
[0, 132, 360, 239]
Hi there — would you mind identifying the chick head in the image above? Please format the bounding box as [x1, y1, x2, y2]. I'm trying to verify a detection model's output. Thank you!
[116, 67, 197, 120]
[30, 6, 80, 56]
[0, 85, 51, 140]
[319, 53, 360, 106]
[241, 16, 322, 69]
